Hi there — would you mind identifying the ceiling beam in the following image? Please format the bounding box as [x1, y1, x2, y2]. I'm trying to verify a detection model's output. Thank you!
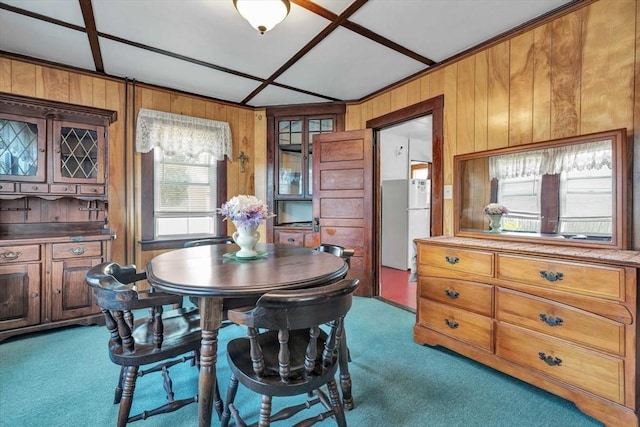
[79, 0, 104, 73]
[241, 0, 369, 104]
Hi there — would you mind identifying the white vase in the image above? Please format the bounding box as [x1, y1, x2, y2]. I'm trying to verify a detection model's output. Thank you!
[232, 223, 260, 258]
[488, 214, 503, 233]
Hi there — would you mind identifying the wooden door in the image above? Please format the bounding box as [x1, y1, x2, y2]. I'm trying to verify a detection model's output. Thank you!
[313, 130, 373, 296]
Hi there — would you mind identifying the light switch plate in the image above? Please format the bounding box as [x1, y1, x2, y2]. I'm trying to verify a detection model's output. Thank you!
[444, 185, 453, 199]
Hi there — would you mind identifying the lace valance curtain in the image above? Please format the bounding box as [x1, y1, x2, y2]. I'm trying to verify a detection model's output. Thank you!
[489, 140, 611, 180]
[135, 108, 233, 161]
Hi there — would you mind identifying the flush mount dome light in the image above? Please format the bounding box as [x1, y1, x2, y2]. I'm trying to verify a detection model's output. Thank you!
[233, 0, 291, 34]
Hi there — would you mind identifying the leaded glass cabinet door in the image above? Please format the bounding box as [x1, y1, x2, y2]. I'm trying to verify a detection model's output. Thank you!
[0, 113, 46, 183]
[52, 120, 106, 184]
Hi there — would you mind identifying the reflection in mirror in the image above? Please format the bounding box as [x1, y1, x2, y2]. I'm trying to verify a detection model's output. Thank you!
[454, 128, 629, 249]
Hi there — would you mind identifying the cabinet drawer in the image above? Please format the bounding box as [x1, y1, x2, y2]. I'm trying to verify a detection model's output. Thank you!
[496, 254, 624, 301]
[418, 245, 493, 278]
[275, 231, 305, 247]
[52, 241, 102, 259]
[50, 184, 77, 194]
[20, 183, 48, 193]
[0, 245, 41, 263]
[496, 323, 624, 404]
[496, 288, 624, 356]
[79, 185, 104, 195]
[419, 277, 492, 316]
[0, 182, 15, 192]
[418, 299, 493, 351]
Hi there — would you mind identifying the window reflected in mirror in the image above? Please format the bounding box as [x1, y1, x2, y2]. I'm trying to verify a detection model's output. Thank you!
[454, 128, 628, 249]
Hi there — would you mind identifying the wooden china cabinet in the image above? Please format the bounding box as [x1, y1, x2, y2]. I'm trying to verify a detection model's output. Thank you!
[266, 104, 345, 247]
[0, 93, 116, 342]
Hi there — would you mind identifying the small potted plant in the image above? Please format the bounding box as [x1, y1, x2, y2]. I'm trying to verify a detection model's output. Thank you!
[218, 195, 274, 257]
[483, 203, 509, 232]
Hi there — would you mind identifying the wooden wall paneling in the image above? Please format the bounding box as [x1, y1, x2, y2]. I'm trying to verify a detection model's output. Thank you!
[390, 84, 408, 111]
[345, 104, 362, 131]
[35, 66, 69, 102]
[254, 109, 268, 242]
[405, 78, 422, 106]
[474, 50, 489, 152]
[487, 41, 510, 150]
[509, 32, 534, 146]
[635, 0, 640, 251]
[456, 56, 475, 155]
[580, 0, 635, 134]
[419, 74, 430, 101]
[0, 58, 11, 92]
[428, 68, 445, 100]
[371, 92, 391, 119]
[152, 89, 171, 111]
[69, 74, 94, 106]
[171, 94, 192, 116]
[550, 10, 583, 139]
[443, 64, 458, 236]
[92, 76, 106, 108]
[11, 61, 36, 97]
[106, 80, 126, 265]
[532, 23, 552, 143]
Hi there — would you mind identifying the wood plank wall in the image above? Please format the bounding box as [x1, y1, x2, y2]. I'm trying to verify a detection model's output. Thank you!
[1, 0, 638, 266]
[345, 0, 640, 248]
[0, 56, 258, 270]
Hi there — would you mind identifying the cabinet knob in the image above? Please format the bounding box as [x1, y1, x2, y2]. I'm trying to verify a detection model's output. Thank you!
[444, 318, 459, 329]
[32, 185, 38, 190]
[54, 289, 61, 294]
[445, 256, 459, 265]
[445, 289, 459, 299]
[539, 313, 563, 327]
[538, 352, 562, 366]
[539, 270, 564, 282]
[288, 237, 295, 242]
[30, 292, 39, 298]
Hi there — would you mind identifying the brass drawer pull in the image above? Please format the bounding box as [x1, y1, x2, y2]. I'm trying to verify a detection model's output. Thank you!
[539, 313, 563, 327]
[1, 251, 22, 260]
[538, 352, 562, 366]
[445, 256, 459, 265]
[69, 247, 87, 255]
[540, 270, 564, 282]
[444, 319, 459, 329]
[445, 289, 459, 299]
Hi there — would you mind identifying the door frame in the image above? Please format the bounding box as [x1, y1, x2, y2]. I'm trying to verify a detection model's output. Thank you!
[366, 95, 444, 296]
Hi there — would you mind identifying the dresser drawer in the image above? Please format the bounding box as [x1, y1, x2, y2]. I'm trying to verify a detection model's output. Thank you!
[0, 182, 15, 192]
[419, 277, 492, 317]
[496, 323, 624, 404]
[79, 185, 105, 195]
[0, 245, 41, 263]
[418, 299, 493, 351]
[419, 245, 493, 278]
[496, 288, 624, 356]
[496, 254, 625, 301]
[20, 183, 48, 193]
[275, 231, 305, 247]
[50, 184, 77, 194]
[52, 241, 102, 259]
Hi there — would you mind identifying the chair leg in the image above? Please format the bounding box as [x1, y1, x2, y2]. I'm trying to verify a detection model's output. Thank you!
[117, 366, 138, 427]
[259, 394, 273, 427]
[327, 380, 347, 427]
[338, 332, 353, 410]
[114, 366, 126, 404]
[221, 374, 239, 427]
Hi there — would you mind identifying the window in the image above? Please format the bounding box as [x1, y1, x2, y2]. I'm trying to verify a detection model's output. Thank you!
[154, 149, 218, 238]
[137, 109, 231, 249]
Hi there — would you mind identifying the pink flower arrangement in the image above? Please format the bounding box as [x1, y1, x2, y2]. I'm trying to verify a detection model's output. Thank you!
[218, 195, 274, 228]
[483, 203, 509, 216]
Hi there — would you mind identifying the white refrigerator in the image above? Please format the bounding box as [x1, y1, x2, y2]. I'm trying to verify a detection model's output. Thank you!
[381, 179, 431, 270]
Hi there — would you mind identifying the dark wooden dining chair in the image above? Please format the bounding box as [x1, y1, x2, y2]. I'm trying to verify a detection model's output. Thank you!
[220, 278, 360, 427]
[85, 262, 201, 427]
[315, 243, 356, 409]
[183, 236, 234, 247]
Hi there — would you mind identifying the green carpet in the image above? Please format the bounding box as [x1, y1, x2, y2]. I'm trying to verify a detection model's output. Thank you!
[0, 297, 602, 427]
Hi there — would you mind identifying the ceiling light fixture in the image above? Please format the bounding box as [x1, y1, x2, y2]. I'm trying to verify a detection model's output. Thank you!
[233, 0, 291, 34]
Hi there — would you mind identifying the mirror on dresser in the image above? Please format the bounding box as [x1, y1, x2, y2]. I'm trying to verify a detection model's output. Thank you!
[454, 128, 630, 249]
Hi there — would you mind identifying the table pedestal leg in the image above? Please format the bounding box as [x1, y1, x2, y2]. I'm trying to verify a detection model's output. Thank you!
[198, 297, 223, 427]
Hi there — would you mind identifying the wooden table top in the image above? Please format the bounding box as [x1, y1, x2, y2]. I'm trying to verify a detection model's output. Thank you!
[146, 243, 348, 297]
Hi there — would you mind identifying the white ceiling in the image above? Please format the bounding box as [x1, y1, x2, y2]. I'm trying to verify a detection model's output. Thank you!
[0, 0, 575, 108]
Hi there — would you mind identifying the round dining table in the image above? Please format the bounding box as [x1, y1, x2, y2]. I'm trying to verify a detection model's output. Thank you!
[146, 243, 348, 427]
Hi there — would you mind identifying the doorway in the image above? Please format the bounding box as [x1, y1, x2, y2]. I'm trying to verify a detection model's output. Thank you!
[366, 96, 444, 311]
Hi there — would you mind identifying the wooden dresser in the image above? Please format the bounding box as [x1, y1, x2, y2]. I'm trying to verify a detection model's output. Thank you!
[414, 236, 640, 427]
